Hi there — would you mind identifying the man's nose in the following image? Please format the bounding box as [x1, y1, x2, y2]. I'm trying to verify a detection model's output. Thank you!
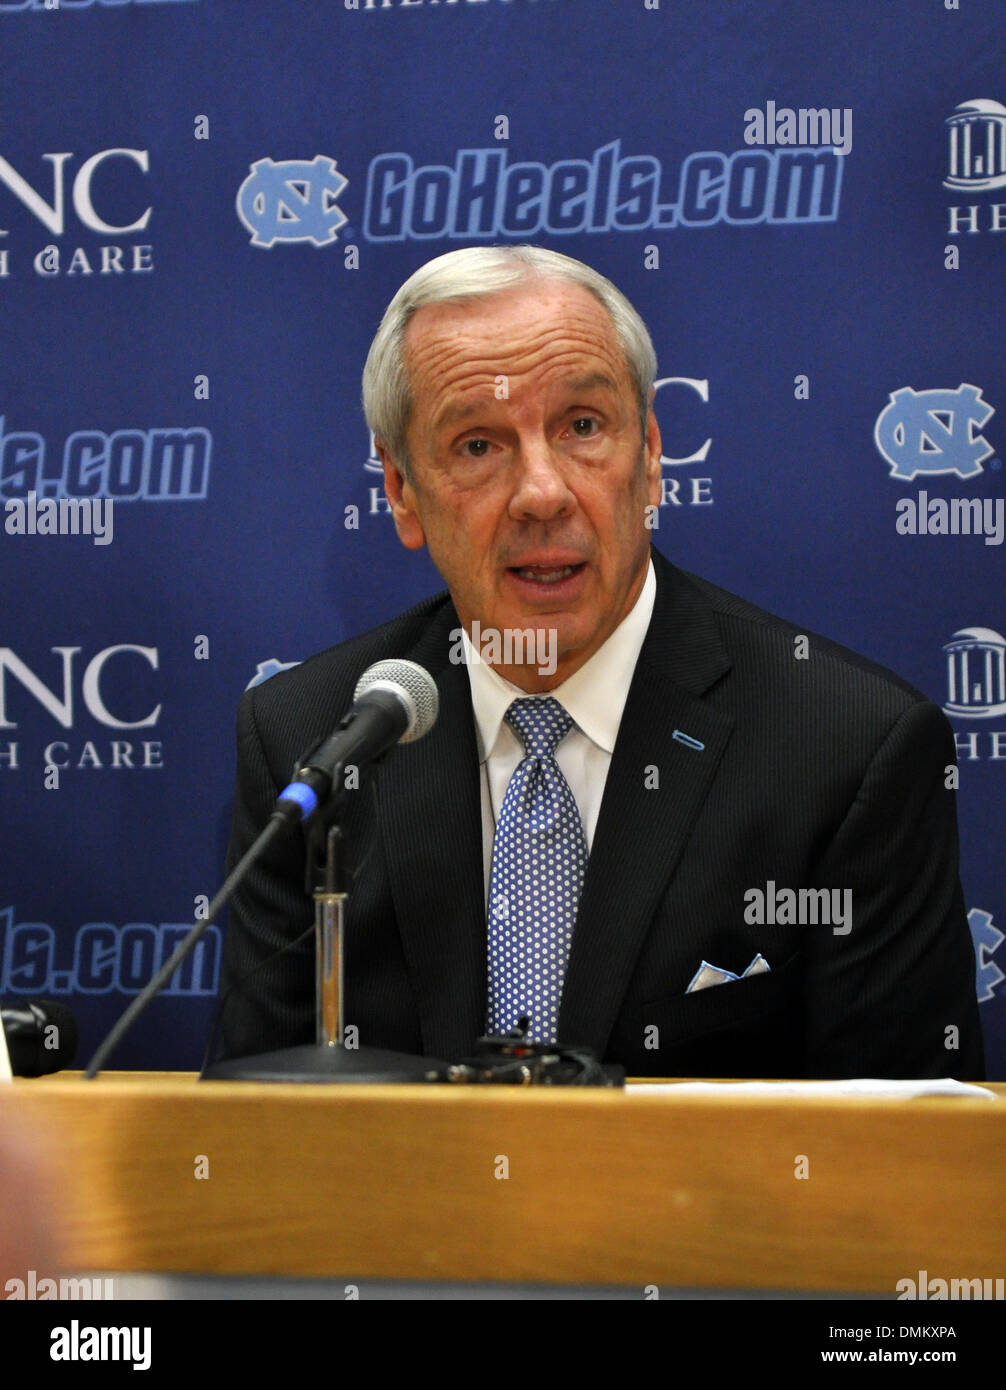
[508, 436, 575, 521]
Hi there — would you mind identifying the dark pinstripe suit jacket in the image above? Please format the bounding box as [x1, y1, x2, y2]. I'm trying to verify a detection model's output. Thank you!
[216, 547, 984, 1079]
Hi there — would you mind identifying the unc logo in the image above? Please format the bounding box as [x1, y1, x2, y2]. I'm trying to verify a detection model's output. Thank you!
[874, 384, 994, 480]
[944, 100, 1006, 193]
[365, 428, 383, 474]
[969, 908, 1004, 1003]
[237, 156, 348, 248]
[246, 658, 300, 690]
[943, 627, 1006, 718]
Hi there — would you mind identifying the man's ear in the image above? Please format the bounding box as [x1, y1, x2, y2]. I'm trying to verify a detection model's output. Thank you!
[377, 442, 426, 551]
[644, 403, 662, 508]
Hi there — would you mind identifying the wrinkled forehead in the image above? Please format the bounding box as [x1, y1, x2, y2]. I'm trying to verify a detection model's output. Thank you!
[401, 279, 632, 408]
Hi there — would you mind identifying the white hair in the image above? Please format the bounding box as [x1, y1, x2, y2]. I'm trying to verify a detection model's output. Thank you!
[362, 245, 657, 478]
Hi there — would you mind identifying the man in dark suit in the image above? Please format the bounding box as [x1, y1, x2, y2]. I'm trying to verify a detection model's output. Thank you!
[217, 246, 983, 1079]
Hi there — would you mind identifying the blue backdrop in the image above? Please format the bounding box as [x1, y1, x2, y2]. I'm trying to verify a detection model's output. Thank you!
[1, 0, 1003, 1074]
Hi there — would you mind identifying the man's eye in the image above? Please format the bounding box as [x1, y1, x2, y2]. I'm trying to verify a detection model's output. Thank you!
[571, 417, 598, 436]
[463, 438, 491, 457]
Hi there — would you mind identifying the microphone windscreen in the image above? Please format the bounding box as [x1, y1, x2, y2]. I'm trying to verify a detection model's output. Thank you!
[353, 659, 439, 743]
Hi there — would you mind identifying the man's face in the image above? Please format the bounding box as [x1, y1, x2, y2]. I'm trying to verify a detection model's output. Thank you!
[378, 278, 662, 692]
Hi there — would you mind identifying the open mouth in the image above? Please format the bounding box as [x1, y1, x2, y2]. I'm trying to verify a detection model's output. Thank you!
[507, 562, 587, 586]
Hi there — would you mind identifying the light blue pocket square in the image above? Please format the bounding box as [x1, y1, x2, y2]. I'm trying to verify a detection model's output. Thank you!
[686, 954, 771, 994]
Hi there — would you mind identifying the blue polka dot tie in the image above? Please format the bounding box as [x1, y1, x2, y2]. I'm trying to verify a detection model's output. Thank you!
[486, 697, 588, 1044]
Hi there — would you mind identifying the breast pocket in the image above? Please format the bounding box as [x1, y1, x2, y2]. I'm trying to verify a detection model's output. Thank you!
[635, 951, 804, 1076]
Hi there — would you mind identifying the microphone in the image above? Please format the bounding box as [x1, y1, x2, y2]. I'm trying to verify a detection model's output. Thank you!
[86, 660, 438, 1078]
[276, 658, 439, 823]
[2, 1001, 79, 1077]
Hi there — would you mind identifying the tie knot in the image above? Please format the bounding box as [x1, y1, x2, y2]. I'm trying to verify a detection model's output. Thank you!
[505, 696, 573, 759]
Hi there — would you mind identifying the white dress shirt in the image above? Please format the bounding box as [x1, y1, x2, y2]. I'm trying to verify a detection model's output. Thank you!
[463, 558, 657, 900]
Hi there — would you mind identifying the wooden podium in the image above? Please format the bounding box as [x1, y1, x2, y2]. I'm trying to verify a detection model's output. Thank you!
[3, 1074, 1004, 1292]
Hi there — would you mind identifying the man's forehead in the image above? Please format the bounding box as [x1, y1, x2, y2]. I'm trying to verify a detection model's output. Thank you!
[432, 372, 623, 430]
[403, 280, 631, 412]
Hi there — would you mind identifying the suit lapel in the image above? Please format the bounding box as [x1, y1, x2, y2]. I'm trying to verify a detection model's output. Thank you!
[558, 551, 736, 1056]
[376, 604, 488, 1060]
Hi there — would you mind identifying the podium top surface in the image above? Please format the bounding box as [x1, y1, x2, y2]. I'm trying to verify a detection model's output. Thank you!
[2, 1071, 1004, 1290]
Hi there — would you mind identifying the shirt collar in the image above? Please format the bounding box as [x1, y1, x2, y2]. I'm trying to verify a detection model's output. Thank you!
[463, 556, 656, 761]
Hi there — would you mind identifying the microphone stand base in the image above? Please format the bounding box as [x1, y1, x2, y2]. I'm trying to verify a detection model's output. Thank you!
[200, 1042, 442, 1085]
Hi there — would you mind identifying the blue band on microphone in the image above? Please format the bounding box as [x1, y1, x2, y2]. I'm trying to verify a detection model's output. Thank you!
[277, 782, 318, 820]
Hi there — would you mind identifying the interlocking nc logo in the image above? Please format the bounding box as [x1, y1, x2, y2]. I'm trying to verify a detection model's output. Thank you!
[874, 384, 995, 480]
[969, 908, 1004, 1004]
[236, 155, 348, 248]
[245, 658, 300, 689]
